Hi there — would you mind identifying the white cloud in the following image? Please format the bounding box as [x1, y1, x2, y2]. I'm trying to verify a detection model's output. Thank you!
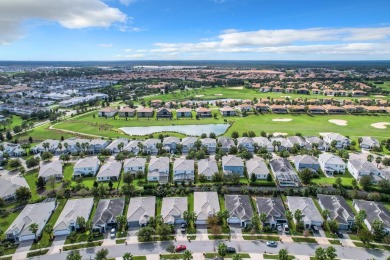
[124, 53, 145, 58]
[0, 0, 127, 44]
[98, 43, 113, 48]
[119, 0, 138, 6]
[148, 27, 390, 57]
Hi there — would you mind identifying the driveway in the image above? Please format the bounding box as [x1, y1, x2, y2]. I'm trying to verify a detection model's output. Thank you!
[15, 240, 33, 253]
[229, 224, 244, 241]
[195, 224, 209, 241]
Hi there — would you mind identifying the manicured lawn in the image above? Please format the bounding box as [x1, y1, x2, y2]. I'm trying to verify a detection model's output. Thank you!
[243, 235, 279, 241]
[24, 170, 40, 200]
[312, 171, 355, 187]
[159, 254, 185, 259]
[291, 237, 317, 243]
[264, 254, 295, 260]
[63, 163, 75, 180]
[370, 80, 390, 91]
[353, 241, 390, 251]
[30, 199, 67, 250]
[204, 253, 250, 258]
[329, 239, 342, 245]
[62, 241, 102, 251]
[115, 238, 126, 244]
[0, 210, 22, 231]
[54, 110, 390, 139]
[208, 235, 230, 240]
[14, 124, 73, 143]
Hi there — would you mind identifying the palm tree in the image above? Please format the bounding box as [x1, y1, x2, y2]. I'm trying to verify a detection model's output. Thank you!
[44, 223, 54, 239]
[322, 209, 330, 222]
[122, 253, 133, 260]
[183, 250, 193, 260]
[57, 142, 63, 152]
[294, 209, 302, 223]
[375, 157, 382, 167]
[367, 154, 374, 162]
[42, 142, 50, 151]
[29, 223, 39, 239]
[117, 142, 124, 152]
[64, 142, 69, 152]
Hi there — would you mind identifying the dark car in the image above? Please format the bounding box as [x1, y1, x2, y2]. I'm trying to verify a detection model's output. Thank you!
[335, 231, 343, 238]
[227, 247, 236, 253]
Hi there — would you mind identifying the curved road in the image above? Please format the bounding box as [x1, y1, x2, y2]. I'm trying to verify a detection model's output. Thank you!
[37, 240, 390, 260]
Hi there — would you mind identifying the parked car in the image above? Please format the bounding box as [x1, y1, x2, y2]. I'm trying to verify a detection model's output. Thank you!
[266, 241, 277, 247]
[176, 245, 187, 252]
[227, 247, 236, 253]
[181, 223, 186, 233]
[110, 228, 116, 239]
[277, 224, 282, 232]
[335, 230, 343, 238]
[284, 224, 290, 234]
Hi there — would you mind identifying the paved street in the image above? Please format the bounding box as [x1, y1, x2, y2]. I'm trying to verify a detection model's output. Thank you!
[33, 240, 390, 260]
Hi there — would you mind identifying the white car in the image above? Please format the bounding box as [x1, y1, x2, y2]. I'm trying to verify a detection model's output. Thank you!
[277, 225, 282, 232]
[266, 241, 277, 247]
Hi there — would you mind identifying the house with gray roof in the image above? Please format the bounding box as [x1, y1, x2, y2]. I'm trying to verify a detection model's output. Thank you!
[237, 137, 255, 153]
[163, 136, 181, 153]
[61, 138, 91, 154]
[73, 157, 100, 177]
[287, 136, 310, 149]
[2, 142, 25, 157]
[148, 157, 169, 183]
[93, 198, 125, 233]
[201, 138, 217, 153]
[255, 197, 286, 228]
[287, 196, 323, 228]
[252, 137, 273, 152]
[6, 200, 56, 241]
[0, 173, 29, 200]
[97, 161, 122, 181]
[123, 140, 142, 155]
[225, 195, 253, 227]
[317, 194, 355, 230]
[360, 136, 380, 150]
[161, 197, 188, 224]
[194, 192, 220, 225]
[293, 155, 320, 172]
[181, 137, 197, 153]
[39, 161, 63, 181]
[32, 139, 60, 154]
[270, 137, 293, 151]
[54, 198, 94, 236]
[217, 137, 235, 153]
[347, 159, 382, 183]
[246, 158, 269, 180]
[353, 200, 390, 234]
[88, 139, 110, 154]
[222, 155, 244, 176]
[127, 196, 156, 227]
[173, 158, 194, 182]
[318, 153, 346, 175]
[323, 133, 350, 148]
[304, 136, 328, 151]
[198, 159, 219, 181]
[270, 158, 300, 187]
[124, 157, 146, 175]
[106, 138, 129, 154]
[143, 139, 160, 154]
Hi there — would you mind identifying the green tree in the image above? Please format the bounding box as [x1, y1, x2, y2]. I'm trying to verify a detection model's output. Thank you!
[36, 176, 46, 190]
[47, 176, 56, 191]
[41, 151, 53, 161]
[95, 248, 109, 260]
[166, 244, 176, 254]
[315, 247, 327, 260]
[183, 250, 193, 260]
[326, 246, 337, 260]
[322, 209, 330, 222]
[351, 179, 358, 190]
[372, 219, 385, 241]
[250, 173, 256, 183]
[278, 249, 289, 260]
[359, 175, 372, 191]
[122, 253, 133, 260]
[67, 250, 82, 260]
[8, 159, 21, 170]
[44, 223, 54, 239]
[116, 215, 127, 234]
[29, 223, 39, 239]
[183, 211, 197, 226]
[355, 210, 366, 231]
[251, 214, 261, 232]
[217, 242, 228, 257]
[335, 177, 342, 188]
[156, 224, 173, 240]
[358, 229, 373, 244]
[298, 168, 313, 184]
[232, 254, 242, 260]
[76, 216, 86, 231]
[15, 186, 32, 203]
[328, 220, 339, 234]
[137, 226, 155, 242]
[231, 131, 239, 139]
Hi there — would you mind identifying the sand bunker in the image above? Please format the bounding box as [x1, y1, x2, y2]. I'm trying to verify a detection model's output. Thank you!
[371, 122, 390, 129]
[319, 132, 332, 136]
[228, 86, 244, 90]
[329, 119, 348, 126]
[281, 96, 291, 98]
[195, 95, 204, 98]
[273, 132, 288, 136]
[374, 95, 386, 98]
[215, 94, 223, 96]
[272, 118, 293, 122]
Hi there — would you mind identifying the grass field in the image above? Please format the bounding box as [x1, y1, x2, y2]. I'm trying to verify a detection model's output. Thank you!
[143, 86, 390, 102]
[54, 111, 390, 139]
[370, 81, 390, 92]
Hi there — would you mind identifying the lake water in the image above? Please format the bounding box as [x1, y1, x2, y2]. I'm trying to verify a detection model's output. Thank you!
[119, 124, 230, 136]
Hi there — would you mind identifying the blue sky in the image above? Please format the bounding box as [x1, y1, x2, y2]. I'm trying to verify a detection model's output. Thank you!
[0, 0, 390, 60]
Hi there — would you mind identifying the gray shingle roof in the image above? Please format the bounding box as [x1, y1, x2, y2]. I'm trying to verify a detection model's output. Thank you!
[353, 200, 390, 229]
[39, 161, 63, 179]
[194, 192, 220, 222]
[54, 198, 94, 231]
[318, 194, 354, 225]
[246, 158, 269, 176]
[269, 158, 300, 183]
[161, 197, 188, 223]
[93, 198, 125, 226]
[197, 159, 218, 177]
[74, 157, 99, 169]
[127, 197, 156, 224]
[97, 161, 122, 178]
[173, 158, 194, 171]
[222, 155, 244, 168]
[225, 195, 253, 221]
[255, 197, 286, 223]
[287, 196, 322, 224]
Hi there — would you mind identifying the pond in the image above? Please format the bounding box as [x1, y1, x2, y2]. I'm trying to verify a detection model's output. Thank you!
[119, 124, 230, 136]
